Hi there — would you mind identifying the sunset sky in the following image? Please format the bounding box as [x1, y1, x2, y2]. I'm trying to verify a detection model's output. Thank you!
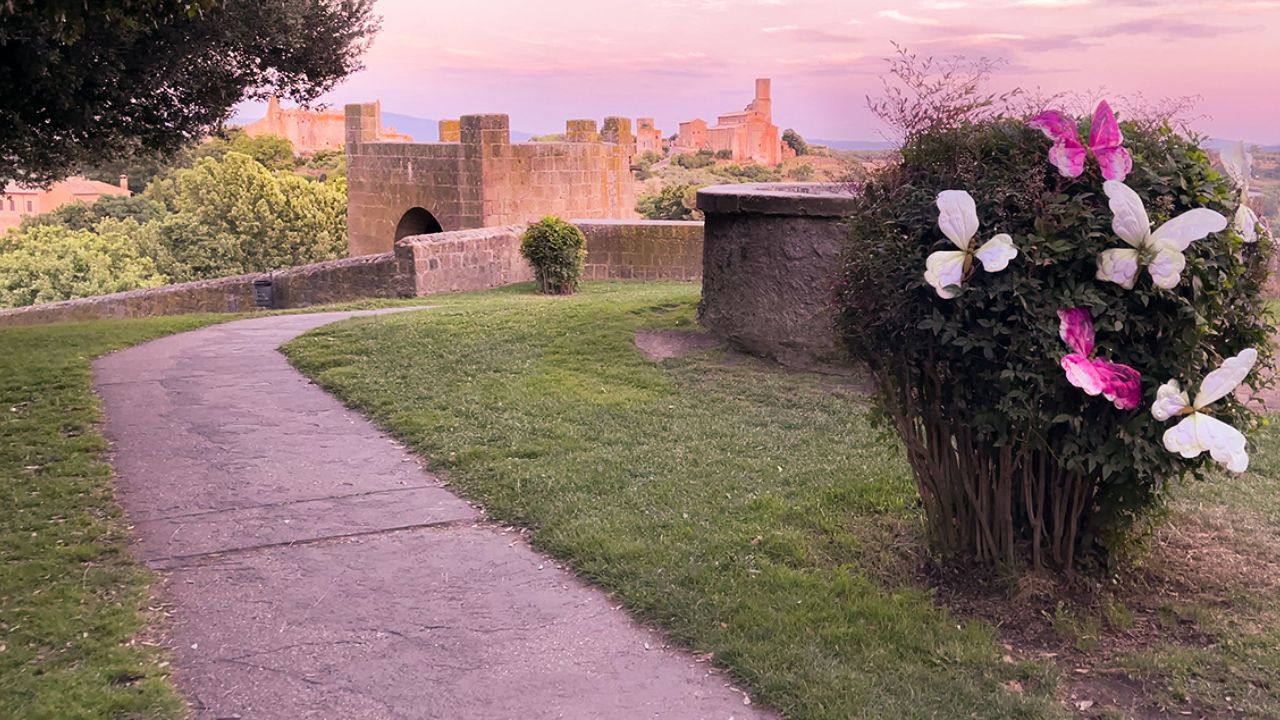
[244, 0, 1280, 143]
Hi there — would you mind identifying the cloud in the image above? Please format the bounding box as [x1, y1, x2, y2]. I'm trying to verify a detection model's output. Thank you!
[921, 0, 968, 8]
[761, 25, 862, 42]
[1012, 0, 1091, 6]
[876, 8, 941, 24]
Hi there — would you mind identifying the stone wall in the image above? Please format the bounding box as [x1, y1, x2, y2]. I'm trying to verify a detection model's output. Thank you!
[346, 104, 637, 257]
[576, 220, 703, 281]
[0, 221, 705, 327]
[0, 253, 404, 328]
[393, 226, 534, 295]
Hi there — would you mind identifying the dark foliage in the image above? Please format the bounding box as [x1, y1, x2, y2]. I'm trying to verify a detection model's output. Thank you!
[0, 0, 378, 185]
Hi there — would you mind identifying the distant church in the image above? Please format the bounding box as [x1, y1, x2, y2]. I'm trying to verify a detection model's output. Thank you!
[672, 79, 793, 165]
[242, 97, 412, 153]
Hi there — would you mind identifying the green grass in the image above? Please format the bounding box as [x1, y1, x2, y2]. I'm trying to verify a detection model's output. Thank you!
[0, 315, 229, 719]
[283, 282, 1059, 719]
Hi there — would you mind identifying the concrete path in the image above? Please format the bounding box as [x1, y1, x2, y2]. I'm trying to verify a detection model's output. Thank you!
[95, 310, 773, 720]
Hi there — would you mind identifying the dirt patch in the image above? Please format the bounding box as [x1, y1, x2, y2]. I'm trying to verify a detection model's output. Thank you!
[633, 330, 723, 361]
[923, 510, 1280, 719]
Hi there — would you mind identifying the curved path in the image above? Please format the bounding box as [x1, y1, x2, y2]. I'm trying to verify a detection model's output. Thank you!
[95, 310, 772, 720]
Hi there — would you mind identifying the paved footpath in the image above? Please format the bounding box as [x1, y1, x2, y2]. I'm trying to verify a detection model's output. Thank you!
[95, 310, 773, 720]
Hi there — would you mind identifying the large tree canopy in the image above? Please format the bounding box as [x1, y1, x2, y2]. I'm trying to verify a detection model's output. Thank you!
[0, 0, 378, 186]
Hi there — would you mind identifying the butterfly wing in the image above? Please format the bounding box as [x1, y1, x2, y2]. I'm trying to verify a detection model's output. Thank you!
[1088, 101, 1132, 182]
[974, 233, 1018, 272]
[1103, 180, 1152, 248]
[1220, 140, 1251, 190]
[1096, 248, 1141, 289]
[1062, 354, 1107, 397]
[1056, 308, 1095, 356]
[1194, 348, 1257, 409]
[936, 190, 979, 250]
[1150, 208, 1229, 252]
[1146, 247, 1187, 290]
[1094, 360, 1142, 410]
[1151, 380, 1191, 421]
[924, 250, 967, 298]
[1236, 204, 1259, 243]
[1029, 110, 1086, 178]
[1163, 413, 1248, 472]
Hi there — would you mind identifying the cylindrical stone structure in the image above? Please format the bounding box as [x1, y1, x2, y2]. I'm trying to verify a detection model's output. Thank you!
[695, 182, 859, 370]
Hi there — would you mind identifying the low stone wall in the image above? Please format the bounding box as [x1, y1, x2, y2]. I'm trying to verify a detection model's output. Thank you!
[0, 221, 707, 327]
[272, 253, 405, 308]
[696, 183, 858, 370]
[0, 253, 404, 328]
[575, 220, 703, 281]
[394, 226, 534, 295]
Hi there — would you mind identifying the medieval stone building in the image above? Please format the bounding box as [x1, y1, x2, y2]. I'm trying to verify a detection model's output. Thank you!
[673, 79, 791, 165]
[243, 97, 411, 154]
[345, 103, 637, 257]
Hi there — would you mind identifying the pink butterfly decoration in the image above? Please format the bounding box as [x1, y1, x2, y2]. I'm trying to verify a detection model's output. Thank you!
[1058, 308, 1141, 410]
[1029, 101, 1133, 182]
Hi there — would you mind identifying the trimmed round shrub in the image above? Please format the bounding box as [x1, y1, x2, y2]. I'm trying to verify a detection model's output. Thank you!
[836, 115, 1271, 571]
[520, 216, 587, 295]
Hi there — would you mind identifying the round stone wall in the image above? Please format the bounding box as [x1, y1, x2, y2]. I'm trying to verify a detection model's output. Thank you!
[695, 183, 858, 370]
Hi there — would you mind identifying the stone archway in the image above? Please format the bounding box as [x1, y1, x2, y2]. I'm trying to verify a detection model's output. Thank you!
[394, 207, 444, 241]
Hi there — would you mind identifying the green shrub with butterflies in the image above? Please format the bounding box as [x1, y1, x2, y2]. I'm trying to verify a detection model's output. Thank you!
[837, 104, 1272, 571]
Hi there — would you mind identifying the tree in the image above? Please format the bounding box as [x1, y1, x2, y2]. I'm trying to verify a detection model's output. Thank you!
[0, 224, 167, 307]
[169, 151, 346, 273]
[193, 130, 297, 171]
[21, 195, 167, 232]
[0, 0, 378, 186]
[782, 129, 808, 156]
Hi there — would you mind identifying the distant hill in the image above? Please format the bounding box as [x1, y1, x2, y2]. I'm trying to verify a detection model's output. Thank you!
[230, 109, 535, 144]
[1202, 138, 1280, 152]
[809, 138, 896, 151]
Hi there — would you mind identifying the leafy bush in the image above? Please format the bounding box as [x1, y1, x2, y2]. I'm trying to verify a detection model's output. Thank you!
[674, 150, 715, 170]
[636, 184, 702, 221]
[520, 216, 586, 295]
[714, 149, 733, 160]
[837, 117, 1271, 571]
[711, 162, 782, 183]
[787, 163, 815, 181]
[0, 224, 166, 307]
[783, 128, 808, 156]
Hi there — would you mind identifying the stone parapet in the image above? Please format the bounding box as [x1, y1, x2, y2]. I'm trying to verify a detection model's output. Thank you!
[394, 226, 534, 295]
[0, 253, 404, 328]
[575, 220, 702, 281]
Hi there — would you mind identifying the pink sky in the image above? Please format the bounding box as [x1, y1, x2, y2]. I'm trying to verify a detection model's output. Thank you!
[242, 0, 1280, 143]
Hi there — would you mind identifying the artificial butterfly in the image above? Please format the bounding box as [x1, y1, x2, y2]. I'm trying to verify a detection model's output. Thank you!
[1029, 100, 1132, 182]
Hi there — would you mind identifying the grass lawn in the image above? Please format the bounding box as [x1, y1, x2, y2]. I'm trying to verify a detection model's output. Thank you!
[285, 282, 1056, 718]
[0, 315, 228, 719]
[285, 281, 1280, 719]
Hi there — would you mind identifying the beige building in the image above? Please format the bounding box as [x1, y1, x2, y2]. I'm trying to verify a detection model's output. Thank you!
[673, 79, 791, 165]
[635, 118, 663, 156]
[242, 97, 412, 154]
[1, 176, 130, 234]
[345, 104, 637, 257]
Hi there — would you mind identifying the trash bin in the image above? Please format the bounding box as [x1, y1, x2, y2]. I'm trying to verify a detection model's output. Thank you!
[252, 278, 274, 309]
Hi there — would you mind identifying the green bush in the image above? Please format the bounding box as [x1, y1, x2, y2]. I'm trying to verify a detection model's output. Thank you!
[0, 224, 167, 307]
[635, 184, 702, 221]
[787, 163, 815, 181]
[714, 149, 733, 160]
[520, 216, 586, 295]
[20, 194, 166, 232]
[674, 150, 715, 170]
[837, 117, 1271, 571]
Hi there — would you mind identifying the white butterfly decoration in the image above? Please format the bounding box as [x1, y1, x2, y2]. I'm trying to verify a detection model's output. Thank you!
[1221, 141, 1261, 243]
[924, 190, 1019, 299]
[1097, 180, 1228, 290]
[1151, 348, 1257, 473]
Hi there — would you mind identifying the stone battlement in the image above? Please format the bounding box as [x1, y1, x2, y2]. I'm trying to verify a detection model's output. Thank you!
[346, 104, 638, 257]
